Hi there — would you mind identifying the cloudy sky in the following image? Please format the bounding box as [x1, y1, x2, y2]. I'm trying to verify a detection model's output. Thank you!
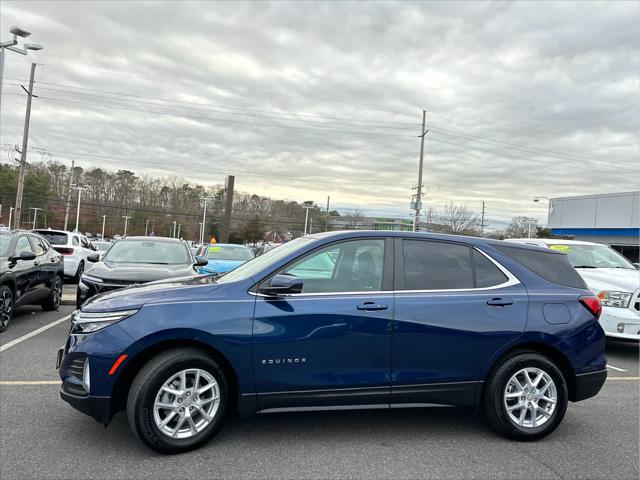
[1, 0, 638, 231]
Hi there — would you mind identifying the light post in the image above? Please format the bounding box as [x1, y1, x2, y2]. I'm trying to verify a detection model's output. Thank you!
[1, 26, 43, 112]
[30, 207, 41, 229]
[72, 185, 86, 233]
[199, 196, 213, 245]
[302, 205, 314, 236]
[122, 216, 132, 236]
[177, 224, 182, 239]
[101, 215, 106, 239]
[198, 222, 203, 244]
[532, 197, 553, 238]
[144, 219, 149, 236]
[8, 207, 13, 229]
[172, 221, 177, 238]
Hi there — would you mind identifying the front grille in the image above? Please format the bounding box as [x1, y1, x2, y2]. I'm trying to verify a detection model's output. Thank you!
[101, 279, 136, 286]
[68, 357, 85, 382]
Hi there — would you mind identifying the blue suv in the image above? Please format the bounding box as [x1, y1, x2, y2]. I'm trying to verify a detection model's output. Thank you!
[58, 231, 607, 453]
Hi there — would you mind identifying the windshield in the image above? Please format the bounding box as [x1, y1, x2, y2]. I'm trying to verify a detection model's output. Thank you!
[549, 244, 636, 269]
[204, 244, 254, 261]
[216, 237, 311, 284]
[34, 231, 68, 245]
[0, 232, 11, 256]
[102, 240, 191, 265]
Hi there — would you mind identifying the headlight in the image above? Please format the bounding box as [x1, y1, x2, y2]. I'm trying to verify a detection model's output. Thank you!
[71, 309, 138, 334]
[81, 274, 103, 284]
[597, 291, 632, 308]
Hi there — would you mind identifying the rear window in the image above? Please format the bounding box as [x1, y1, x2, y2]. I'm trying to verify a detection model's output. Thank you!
[34, 231, 68, 245]
[495, 245, 587, 289]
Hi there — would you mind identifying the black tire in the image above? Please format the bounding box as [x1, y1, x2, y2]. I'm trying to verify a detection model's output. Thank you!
[72, 261, 84, 283]
[0, 285, 14, 333]
[483, 352, 568, 440]
[127, 348, 228, 454]
[42, 275, 63, 311]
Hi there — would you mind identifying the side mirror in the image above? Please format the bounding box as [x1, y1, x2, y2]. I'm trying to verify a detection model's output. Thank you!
[87, 253, 100, 263]
[9, 251, 36, 263]
[259, 274, 303, 296]
[195, 256, 209, 267]
[634, 263, 640, 270]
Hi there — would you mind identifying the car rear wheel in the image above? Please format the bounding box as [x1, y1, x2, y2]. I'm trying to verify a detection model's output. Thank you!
[42, 275, 63, 311]
[0, 286, 14, 332]
[483, 352, 568, 440]
[127, 348, 228, 454]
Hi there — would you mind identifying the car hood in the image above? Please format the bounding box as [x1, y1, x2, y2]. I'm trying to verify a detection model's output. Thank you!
[201, 259, 244, 272]
[86, 261, 196, 282]
[577, 267, 640, 294]
[82, 275, 221, 312]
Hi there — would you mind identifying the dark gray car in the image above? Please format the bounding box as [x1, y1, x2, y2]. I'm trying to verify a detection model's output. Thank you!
[76, 236, 207, 308]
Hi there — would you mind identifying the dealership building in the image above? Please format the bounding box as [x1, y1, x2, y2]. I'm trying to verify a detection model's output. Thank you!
[547, 191, 640, 262]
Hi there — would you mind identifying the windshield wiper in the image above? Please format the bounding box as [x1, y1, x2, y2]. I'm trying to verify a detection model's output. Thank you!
[573, 265, 597, 269]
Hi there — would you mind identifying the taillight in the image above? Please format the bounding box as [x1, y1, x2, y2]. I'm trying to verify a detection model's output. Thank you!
[54, 247, 74, 255]
[580, 296, 602, 320]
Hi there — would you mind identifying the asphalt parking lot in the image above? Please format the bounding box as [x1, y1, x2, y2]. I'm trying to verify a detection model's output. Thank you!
[1, 304, 638, 480]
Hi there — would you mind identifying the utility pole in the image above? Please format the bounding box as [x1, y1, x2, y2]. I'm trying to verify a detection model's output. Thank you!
[412, 110, 428, 232]
[220, 175, 235, 243]
[13, 63, 37, 230]
[325, 196, 330, 232]
[63, 159, 75, 231]
[101, 215, 106, 239]
[30, 207, 41, 229]
[480, 201, 487, 236]
[122, 215, 132, 236]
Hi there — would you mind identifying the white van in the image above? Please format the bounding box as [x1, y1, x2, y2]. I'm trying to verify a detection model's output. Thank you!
[505, 239, 639, 340]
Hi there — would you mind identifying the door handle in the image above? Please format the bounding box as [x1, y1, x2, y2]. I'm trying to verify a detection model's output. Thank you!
[487, 298, 513, 307]
[33, 261, 40, 266]
[357, 302, 388, 311]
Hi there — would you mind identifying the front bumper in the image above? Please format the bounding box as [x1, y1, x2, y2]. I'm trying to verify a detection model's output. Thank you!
[572, 369, 607, 402]
[599, 307, 640, 341]
[59, 388, 112, 424]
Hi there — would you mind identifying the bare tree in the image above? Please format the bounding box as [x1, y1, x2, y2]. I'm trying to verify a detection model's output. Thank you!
[437, 202, 479, 234]
[504, 216, 538, 238]
[343, 208, 365, 229]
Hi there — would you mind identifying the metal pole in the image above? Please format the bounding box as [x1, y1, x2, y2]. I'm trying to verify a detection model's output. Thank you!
[30, 207, 41, 229]
[177, 224, 181, 238]
[528, 219, 532, 238]
[480, 201, 486, 236]
[413, 110, 427, 232]
[172, 221, 177, 238]
[122, 216, 131, 236]
[63, 160, 74, 231]
[74, 187, 83, 233]
[144, 219, 149, 236]
[8, 207, 13, 229]
[200, 198, 207, 245]
[304, 207, 310, 235]
[0, 48, 4, 112]
[101, 215, 106, 239]
[221, 176, 235, 243]
[326, 196, 330, 232]
[13, 63, 36, 229]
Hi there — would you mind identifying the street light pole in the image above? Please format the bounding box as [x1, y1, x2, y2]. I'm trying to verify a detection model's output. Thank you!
[1, 26, 43, 112]
[198, 222, 203, 244]
[8, 207, 13, 229]
[177, 224, 182, 239]
[73, 186, 86, 233]
[302, 205, 313, 235]
[199, 197, 212, 245]
[30, 207, 41, 229]
[172, 221, 177, 238]
[145, 219, 149, 236]
[122, 216, 132, 236]
[101, 215, 106, 239]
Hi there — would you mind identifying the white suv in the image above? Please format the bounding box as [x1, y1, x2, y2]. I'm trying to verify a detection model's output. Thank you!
[506, 239, 640, 340]
[33, 229, 96, 280]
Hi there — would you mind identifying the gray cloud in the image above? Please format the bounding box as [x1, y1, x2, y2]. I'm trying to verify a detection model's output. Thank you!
[1, 0, 638, 231]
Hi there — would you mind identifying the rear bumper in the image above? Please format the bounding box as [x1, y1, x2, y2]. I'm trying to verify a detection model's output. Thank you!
[572, 369, 607, 402]
[60, 388, 112, 424]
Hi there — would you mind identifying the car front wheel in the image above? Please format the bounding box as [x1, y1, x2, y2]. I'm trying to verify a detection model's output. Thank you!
[483, 352, 568, 440]
[127, 348, 228, 454]
[0, 286, 14, 332]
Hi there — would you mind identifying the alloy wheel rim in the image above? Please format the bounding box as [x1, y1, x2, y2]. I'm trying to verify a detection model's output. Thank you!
[52, 279, 62, 308]
[504, 367, 557, 429]
[0, 290, 12, 327]
[153, 368, 220, 439]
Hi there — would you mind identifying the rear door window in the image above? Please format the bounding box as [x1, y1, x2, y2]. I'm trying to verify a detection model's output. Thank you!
[495, 245, 587, 289]
[402, 240, 474, 290]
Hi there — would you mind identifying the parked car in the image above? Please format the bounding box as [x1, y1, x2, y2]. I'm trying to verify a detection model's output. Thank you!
[195, 243, 255, 275]
[33, 229, 96, 281]
[92, 241, 112, 259]
[0, 230, 64, 332]
[76, 236, 207, 308]
[255, 242, 282, 256]
[506, 239, 639, 340]
[58, 231, 606, 453]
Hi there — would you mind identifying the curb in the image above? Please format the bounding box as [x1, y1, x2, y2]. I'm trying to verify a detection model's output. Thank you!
[61, 295, 76, 306]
